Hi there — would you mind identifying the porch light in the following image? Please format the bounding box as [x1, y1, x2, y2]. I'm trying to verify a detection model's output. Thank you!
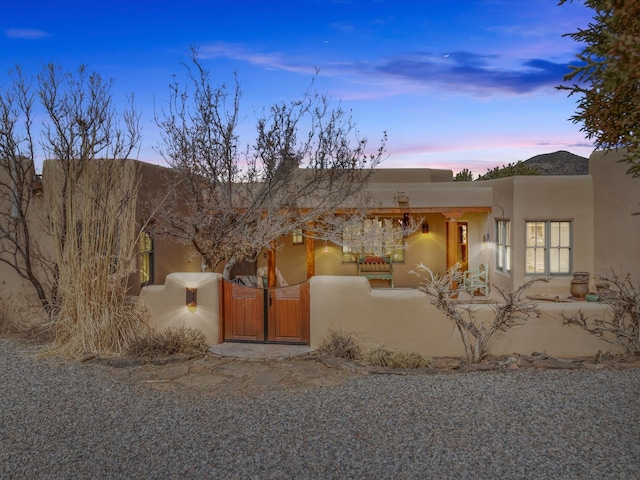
[323, 241, 330, 253]
[422, 223, 429, 234]
[186, 287, 197, 312]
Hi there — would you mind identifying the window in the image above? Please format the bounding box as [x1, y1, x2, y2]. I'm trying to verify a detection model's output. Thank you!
[140, 232, 154, 286]
[525, 221, 572, 275]
[292, 228, 303, 245]
[496, 220, 511, 273]
[342, 218, 404, 263]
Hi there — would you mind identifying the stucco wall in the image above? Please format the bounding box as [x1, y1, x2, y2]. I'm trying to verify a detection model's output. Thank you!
[590, 149, 640, 281]
[140, 273, 626, 358]
[309, 276, 623, 358]
[139, 272, 221, 343]
[482, 175, 595, 297]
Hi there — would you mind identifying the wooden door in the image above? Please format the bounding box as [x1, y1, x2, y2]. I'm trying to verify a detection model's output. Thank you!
[267, 282, 310, 344]
[222, 279, 309, 344]
[222, 280, 265, 342]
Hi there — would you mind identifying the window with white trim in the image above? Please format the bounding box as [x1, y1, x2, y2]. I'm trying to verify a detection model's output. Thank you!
[525, 221, 572, 275]
[496, 219, 511, 273]
[342, 218, 405, 263]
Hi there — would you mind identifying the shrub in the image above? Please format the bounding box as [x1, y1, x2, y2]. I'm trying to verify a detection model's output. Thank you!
[318, 329, 362, 360]
[365, 344, 430, 369]
[125, 326, 208, 358]
[411, 263, 546, 363]
[0, 297, 49, 340]
[563, 270, 640, 355]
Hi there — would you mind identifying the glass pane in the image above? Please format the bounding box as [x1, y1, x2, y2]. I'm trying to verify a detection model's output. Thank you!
[558, 249, 570, 273]
[560, 222, 570, 247]
[526, 247, 545, 274]
[140, 253, 150, 284]
[550, 249, 559, 272]
[505, 221, 511, 246]
[550, 223, 559, 247]
[505, 246, 511, 272]
[526, 222, 544, 247]
[526, 249, 535, 274]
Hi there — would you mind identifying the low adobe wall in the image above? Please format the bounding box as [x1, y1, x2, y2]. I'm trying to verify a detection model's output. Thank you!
[140, 273, 624, 358]
[309, 276, 624, 358]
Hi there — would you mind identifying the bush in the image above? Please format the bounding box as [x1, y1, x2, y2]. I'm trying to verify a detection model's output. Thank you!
[0, 297, 49, 340]
[125, 326, 208, 358]
[318, 329, 362, 360]
[365, 344, 431, 369]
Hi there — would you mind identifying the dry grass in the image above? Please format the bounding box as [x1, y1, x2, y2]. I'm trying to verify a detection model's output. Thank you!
[125, 326, 209, 359]
[42, 160, 150, 359]
[318, 329, 362, 361]
[0, 297, 49, 339]
[365, 344, 431, 369]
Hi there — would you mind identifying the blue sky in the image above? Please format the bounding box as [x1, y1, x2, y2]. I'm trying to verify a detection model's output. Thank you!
[1, 0, 595, 175]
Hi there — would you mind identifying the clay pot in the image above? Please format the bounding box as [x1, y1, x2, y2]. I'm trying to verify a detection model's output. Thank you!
[572, 272, 590, 283]
[570, 281, 589, 299]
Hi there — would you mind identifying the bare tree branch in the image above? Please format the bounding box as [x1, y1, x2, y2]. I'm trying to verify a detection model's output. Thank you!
[154, 51, 389, 276]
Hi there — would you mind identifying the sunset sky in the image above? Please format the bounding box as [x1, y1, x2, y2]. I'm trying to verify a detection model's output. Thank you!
[1, 0, 596, 175]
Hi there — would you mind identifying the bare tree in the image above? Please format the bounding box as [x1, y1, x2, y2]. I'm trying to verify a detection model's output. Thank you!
[1, 63, 146, 357]
[563, 270, 639, 355]
[0, 66, 54, 313]
[155, 52, 388, 277]
[411, 264, 546, 362]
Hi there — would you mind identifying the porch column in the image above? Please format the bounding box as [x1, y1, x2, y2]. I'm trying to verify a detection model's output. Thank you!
[305, 235, 315, 279]
[267, 243, 277, 288]
[443, 211, 463, 271]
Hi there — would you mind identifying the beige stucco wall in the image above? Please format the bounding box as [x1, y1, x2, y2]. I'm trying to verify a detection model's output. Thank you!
[590, 149, 640, 281]
[139, 272, 221, 343]
[481, 175, 595, 297]
[309, 276, 624, 358]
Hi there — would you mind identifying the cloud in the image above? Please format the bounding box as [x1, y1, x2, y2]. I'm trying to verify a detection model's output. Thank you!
[196, 42, 580, 99]
[375, 51, 572, 95]
[198, 42, 317, 76]
[5, 28, 50, 40]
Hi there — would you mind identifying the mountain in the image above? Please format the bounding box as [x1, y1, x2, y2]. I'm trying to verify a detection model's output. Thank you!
[522, 150, 589, 175]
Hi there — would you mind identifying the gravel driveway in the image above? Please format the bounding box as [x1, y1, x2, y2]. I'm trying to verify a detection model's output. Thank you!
[1, 338, 639, 479]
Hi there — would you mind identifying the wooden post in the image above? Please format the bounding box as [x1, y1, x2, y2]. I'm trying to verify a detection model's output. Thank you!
[443, 211, 463, 271]
[305, 224, 315, 280]
[305, 236, 315, 279]
[267, 244, 277, 288]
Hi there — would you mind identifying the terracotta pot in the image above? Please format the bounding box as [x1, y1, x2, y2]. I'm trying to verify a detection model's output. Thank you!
[572, 271, 590, 283]
[570, 281, 589, 299]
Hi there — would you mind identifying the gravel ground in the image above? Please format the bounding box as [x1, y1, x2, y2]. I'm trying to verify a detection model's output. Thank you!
[2, 338, 639, 480]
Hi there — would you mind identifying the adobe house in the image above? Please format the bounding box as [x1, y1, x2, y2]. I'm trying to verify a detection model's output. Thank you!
[1, 149, 638, 356]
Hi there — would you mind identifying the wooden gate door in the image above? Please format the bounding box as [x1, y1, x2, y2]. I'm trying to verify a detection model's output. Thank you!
[222, 280, 309, 345]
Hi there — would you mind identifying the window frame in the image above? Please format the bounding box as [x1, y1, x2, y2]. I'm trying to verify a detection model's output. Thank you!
[342, 217, 405, 263]
[292, 227, 304, 245]
[525, 220, 572, 276]
[495, 219, 511, 273]
[139, 231, 154, 287]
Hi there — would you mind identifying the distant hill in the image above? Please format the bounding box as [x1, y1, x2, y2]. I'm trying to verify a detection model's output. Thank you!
[522, 150, 589, 175]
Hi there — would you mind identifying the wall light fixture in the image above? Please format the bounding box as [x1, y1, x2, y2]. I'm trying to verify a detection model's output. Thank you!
[186, 287, 197, 313]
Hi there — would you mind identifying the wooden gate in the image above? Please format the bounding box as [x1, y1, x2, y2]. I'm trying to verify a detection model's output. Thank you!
[221, 279, 310, 344]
